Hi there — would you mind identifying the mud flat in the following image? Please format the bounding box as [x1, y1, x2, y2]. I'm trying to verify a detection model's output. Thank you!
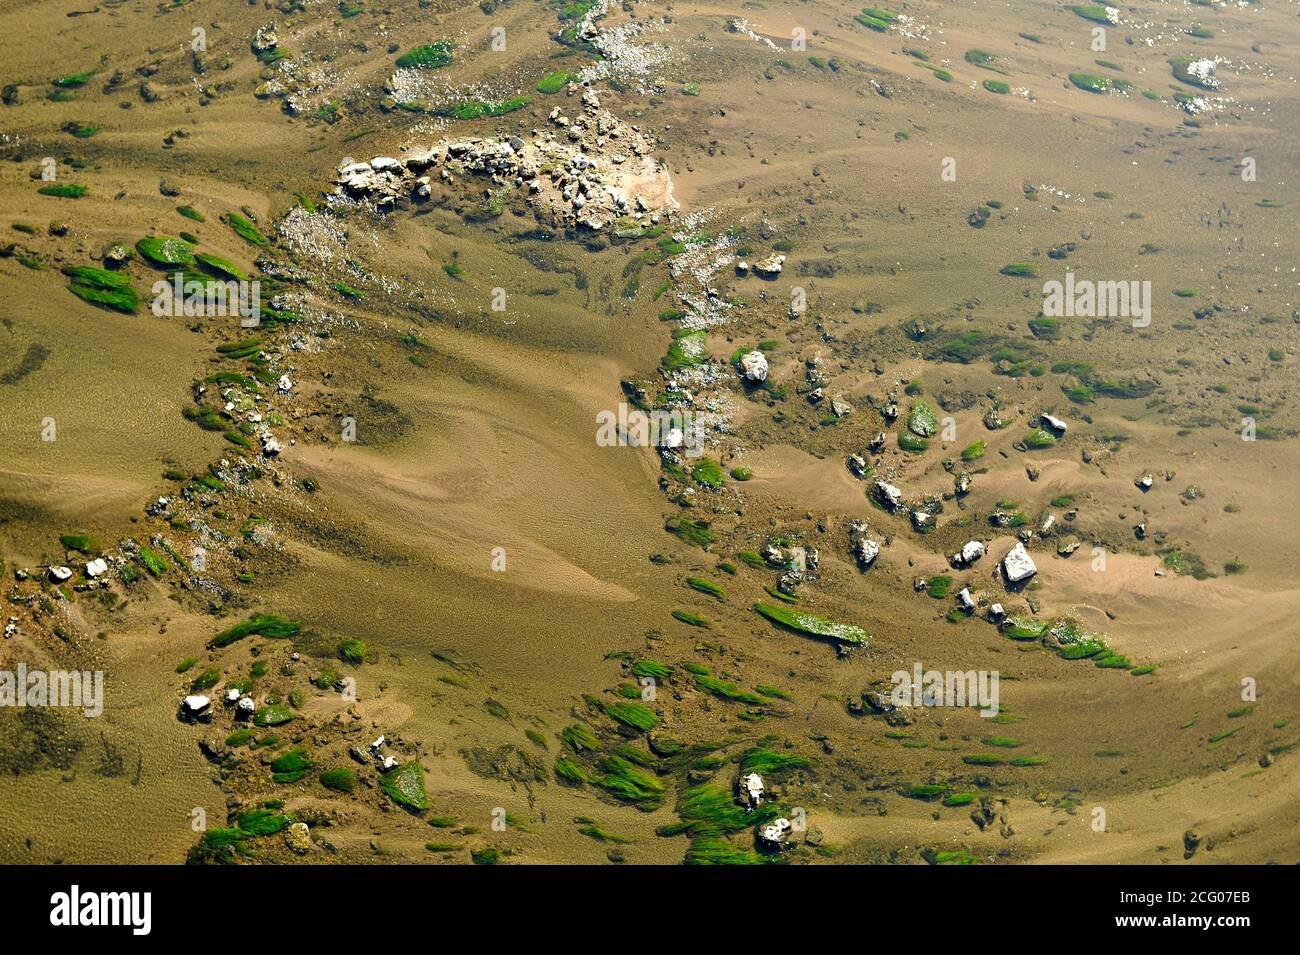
[0, 0, 1296, 864]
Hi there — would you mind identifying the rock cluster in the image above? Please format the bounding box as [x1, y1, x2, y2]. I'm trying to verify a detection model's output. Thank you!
[333, 88, 676, 231]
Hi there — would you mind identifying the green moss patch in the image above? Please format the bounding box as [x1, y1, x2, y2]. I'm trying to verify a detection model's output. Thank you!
[209, 613, 302, 649]
[395, 41, 454, 69]
[753, 603, 867, 645]
[381, 761, 430, 810]
[63, 265, 138, 313]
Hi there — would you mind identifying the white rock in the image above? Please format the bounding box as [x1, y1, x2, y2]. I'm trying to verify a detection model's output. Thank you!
[370, 735, 386, 752]
[277, 375, 293, 394]
[1041, 413, 1068, 433]
[753, 253, 785, 276]
[854, 538, 880, 568]
[739, 772, 764, 809]
[759, 817, 793, 848]
[48, 566, 73, 583]
[225, 687, 242, 703]
[84, 558, 108, 578]
[957, 587, 976, 612]
[380, 755, 399, 771]
[874, 480, 903, 511]
[1136, 474, 1154, 490]
[1002, 541, 1038, 583]
[181, 695, 211, 719]
[956, 541, 985, 566]
[740, 350, 768, 382]
[988, 602, 1006, 621]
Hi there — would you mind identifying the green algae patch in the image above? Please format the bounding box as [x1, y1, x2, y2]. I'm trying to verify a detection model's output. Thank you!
[631, 660, 671, 680]
[604, 701, 658, 732]
[662, 328, 707, 371]
[687, 577, 725, 600]
[856, 7, 897, 31]
[1024, 428, 1056, 449]
[136, 236, 194, 267]
[1058, 638, 1107, 659]
[672, 610, 709, 628]
[691, 458, 725, 488]
[381, 761, 431, 811]
[270, 747, 313, 783]
[907, 400, 938, 436]
[754, 603, 867, 645]
[138, 546, 168, 577]
[434, 97, 530, 120]
[63, 265, 138, 313]
[38, 183, 87, 198]
[1002, 616, 1048, 641]
[561, 723, 600, 752]
[1071, 5, 1115, 25]
[209, 613, 302, 649]
[253, 704, 294, 727]
[225, 212, 269, 247]
[692, 672, 765, 706]
[1069, 72, 1110, 94]
[597, 754, 664, 808]
[901, 783, 950, 800]
[537, 70, 578, 94]
[739, 748, 810, 775]
[1000, 262, 1039, 277]
[924, 848, 977, 865]
[194, 252, 247, 281]
[396, 41, 454, 69]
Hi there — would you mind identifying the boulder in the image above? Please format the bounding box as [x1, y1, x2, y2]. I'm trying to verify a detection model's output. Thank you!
[874, 480, 903, 511]
[285, 821, 312, 854]
[738, 772, 764, 810]
[47, 566, 73, 583]
[739, 350, 768, 382]
[1002, 541, 1038, 583]
[954, 540, 985, 566]
[84, 558, 108, 578]
[758, 817, 793, 849]
[854, 537, 880, 569]
[752, 253, 785, 276]
[180, 695, 212, 722]
[1040, 412, 1068, 434]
